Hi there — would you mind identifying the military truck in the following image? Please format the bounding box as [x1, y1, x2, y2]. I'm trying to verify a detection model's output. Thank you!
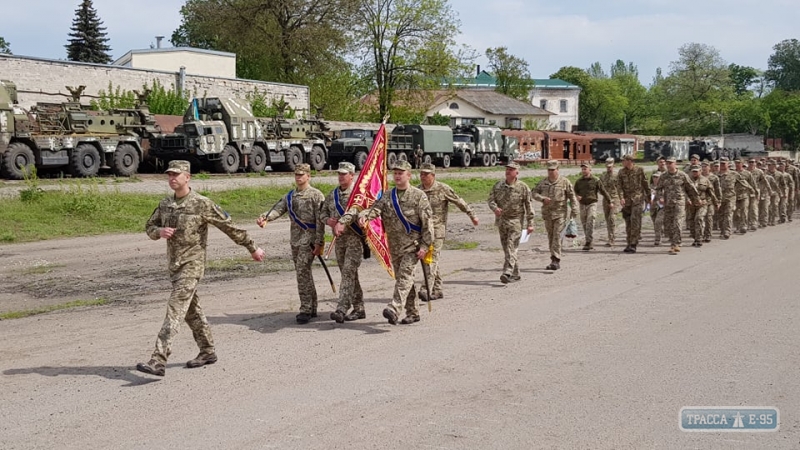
[688, 139, 717, 161]
[148, 97, 329, 173]
[644, 140, 689, 161]
[387, 124, 453, 169]
[451, 124, 503, 167]
[0, 80, 157, 180]
[500, 135, 519, 164]
[327, 128, 378, 170]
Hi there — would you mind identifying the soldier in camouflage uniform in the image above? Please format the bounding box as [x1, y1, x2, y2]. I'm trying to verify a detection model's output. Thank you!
[701, 162, 721, 242]
[488, 162, 535, 282]
[573, 162, 612, 251]
[766, 161, 781, 226]
[137, 160, 265, 377]
[785, 160, 799, 216]
[650, 157, 667, 245]
[778, 161, 795, 223]
[345, 161, 434, 325]
[710, 161, 722, 230]
[532, 160, 578, 270]
[617, 154, 650, 253]
[749, 159, 772, 229]
[733, 159, 758, 234]
[258, 163, 325, 324]
[599, 158, 620, 246]
[654, 157, 700, 254]
[687, 165, 718, 247]
[322, 162, 366, 323]
[418, 163, 479, 300]
[716, 157, 749, 239]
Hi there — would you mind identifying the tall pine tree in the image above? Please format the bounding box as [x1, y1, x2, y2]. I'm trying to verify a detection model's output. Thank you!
[65, 0, 112, 64]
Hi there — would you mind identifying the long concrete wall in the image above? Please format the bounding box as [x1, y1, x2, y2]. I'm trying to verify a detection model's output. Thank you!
[0, 55, 309, 115]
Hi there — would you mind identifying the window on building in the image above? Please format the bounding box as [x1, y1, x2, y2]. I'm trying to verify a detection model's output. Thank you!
[540, 100, 548, 110]
[449, 102, 459, 110]
[507, 117, 522, 129]
[560, 100, 567, 113]
[559, 120, 567, 131]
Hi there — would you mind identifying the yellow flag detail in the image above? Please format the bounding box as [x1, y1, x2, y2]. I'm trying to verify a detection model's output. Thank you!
[423, 244, 434, 265]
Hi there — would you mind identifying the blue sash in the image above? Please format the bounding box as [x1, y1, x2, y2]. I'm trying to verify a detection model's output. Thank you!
[286, 190, 317, 230]
[334, 188, 363, 236]
[391, 188, 421, 234]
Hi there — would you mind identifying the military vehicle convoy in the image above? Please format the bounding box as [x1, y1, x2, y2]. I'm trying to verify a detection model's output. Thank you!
[0, 80, 159, 180]
[386, 124, 454, 169]
[452, 124, 504, 167]
[148, 97, 329, 173]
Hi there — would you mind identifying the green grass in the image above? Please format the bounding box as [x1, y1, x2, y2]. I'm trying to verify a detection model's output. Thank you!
[17, 263, 66, 275]
[444, 241, 479, 250]
[0, 298, 110, 320]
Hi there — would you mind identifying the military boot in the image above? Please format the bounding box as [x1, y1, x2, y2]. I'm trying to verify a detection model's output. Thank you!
[186, 352, 218, 368]
[330, 310, 346, 324]
[136, 359, 165, 377]
[296, 312, 312, 324]
[344, 310, 366, 321]
[382, 308, 398, 325]
[500, 273, 511, 284]
[400, 315, 420, 325]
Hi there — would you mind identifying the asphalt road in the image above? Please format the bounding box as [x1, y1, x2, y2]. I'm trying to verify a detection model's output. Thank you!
[0, 218, 798, 449]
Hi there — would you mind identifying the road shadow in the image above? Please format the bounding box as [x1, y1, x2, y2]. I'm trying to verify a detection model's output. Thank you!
[209, 312, 391, 335]
[2, 365, 172, 387]
[444, 279, 507, 288]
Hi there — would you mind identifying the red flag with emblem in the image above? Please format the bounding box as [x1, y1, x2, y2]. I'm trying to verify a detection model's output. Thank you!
[346, 122, 394, 279]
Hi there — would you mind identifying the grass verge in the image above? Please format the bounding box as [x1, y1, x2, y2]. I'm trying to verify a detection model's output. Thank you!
[0, 298, 110, 320]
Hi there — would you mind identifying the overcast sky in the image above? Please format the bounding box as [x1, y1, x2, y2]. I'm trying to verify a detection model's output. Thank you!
[1, 0, 795, 85]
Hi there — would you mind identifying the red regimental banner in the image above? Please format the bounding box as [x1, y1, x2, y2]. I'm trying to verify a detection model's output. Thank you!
[346, 123, 394, 279]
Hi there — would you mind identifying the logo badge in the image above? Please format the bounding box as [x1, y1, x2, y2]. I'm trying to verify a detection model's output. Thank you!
[680, 407, 779, 432]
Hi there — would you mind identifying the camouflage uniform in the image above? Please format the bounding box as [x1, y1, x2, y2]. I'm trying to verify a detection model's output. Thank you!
[687, 172, 718, 244]
[752, 167, 772, 228]
[532, 173, 578, 262]
[655, 170, 700, 248]
[322, 183, 364, 317]
[598, 169, 620, 245]
[717, 170, 748, 238]
[262, 184, 325, 316]
[617, 163, 650, 248]
[353, 185, 433, 319]
[650, 169, 666, 244]
[779, 169, 795, 222]
[573, 173, 610, 247]
[766, 170, 780, 226]
[733, 168, 757, 233]
[703, 171, 721, 241]
[420, 179, 476, 297]
[785, 164, 799, 215]
[145, 189, 257, 365]
[488, 178, 534, 279]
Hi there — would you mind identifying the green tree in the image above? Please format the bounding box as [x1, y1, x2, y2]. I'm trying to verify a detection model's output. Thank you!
[485, 46, 534, 101]
[727, 97, 770, 135]
[763, 89, 800, 145]
[765, 39, 800, 92]
[65, 0, 112, 64]
[354, 0, 470, 118]
[729, 64, 761, 97]
[551, 66, 627, 132]
[587, 62, 607, 79]
[0, 37, 11, 55]
[610, 60, 647, 132]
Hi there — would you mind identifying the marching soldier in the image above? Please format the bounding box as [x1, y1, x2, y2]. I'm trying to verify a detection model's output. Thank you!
[322, 162, 366, 323]
[137, 160, 265, 377]
[257, 163, 325, 324]
[785, 160, 799, 215]
[599, 158, 620, 246]
[687, 165, 718, 247]
[710, 160, 722, 230]
[574, 162, 612, 250]
[716, 157, 750, 239]
[418, 163, 479, 300]
[617, 154, 650, 253]
[778, 161, 795, 223]
[650, 156, 667, 245]
[488, 162, 535, 282]
[733, 158, 758, 233]
[766, 161, 781, 226]
[749, 159, 771, 229]
[339, 161, 434, 325]
[532, 160, 578, 270]
[654, 157, 700, 254]
[701, 162, 721, 242]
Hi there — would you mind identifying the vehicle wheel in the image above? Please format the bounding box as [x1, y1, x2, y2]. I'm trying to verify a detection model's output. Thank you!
[70, 143, 101, 178]
[490, 154, 498, 166]
[387, 152, 398, 169]
[481, 153, 491, 167]
[354, 151, 368, 170]
[112, 143, 140, 177]
[283, 146, 303, 172]
[422, 155, 432, 165]
[248, 145, 267, 172]
[461, 152, 471, 167]
[213, 145, 240, 174]
[441, 154, 451, 168]
[309, 145, 326, 171]
[397, 152, 408, 163]
[1, 142, 36, 180]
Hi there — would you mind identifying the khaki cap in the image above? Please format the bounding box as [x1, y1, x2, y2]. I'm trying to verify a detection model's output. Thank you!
[623, 154, 635, 161]
[419, 163, 436, 173]
[506, 162, 521, 170]
[165, 160, 191, 174]
[392, 160, 413, 172]
[294, 163, 311, 175]
[605, 157, 615, 166]
[337, 162, 355, 174]
[546, 160, 559, 169]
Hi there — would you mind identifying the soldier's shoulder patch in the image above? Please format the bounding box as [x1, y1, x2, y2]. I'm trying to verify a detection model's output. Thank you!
[212, 203, 230, 220]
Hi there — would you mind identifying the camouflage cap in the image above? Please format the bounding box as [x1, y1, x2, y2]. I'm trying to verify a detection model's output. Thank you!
[392, 160, 413, 172]
[690, 165, 701, 172]
[656, 156, 666, 161]
[337, 161, 355, 174]
[165, 160, 191, 174]
[767, 160, 776, 165]
[605, 157, 615, 166]
[506, 162, 521, 170]
[419, 163, 436, 174]
[701, 161, 709, 167]
[294, 163, 312, 175]
[623, 154, 635, 161]
[733, 157, 744, 163]
[580, 162, 590, 168]
[711, 160, 721, 167]
[546, 160, 559, 169]
[719, 156, 730, 162]
[666, 156, 677, 163]
[690, 154, 700, 160]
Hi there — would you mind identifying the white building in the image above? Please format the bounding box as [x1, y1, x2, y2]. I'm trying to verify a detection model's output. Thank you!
[427, 89, 552, 129]
[113, 47, 237, 78]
